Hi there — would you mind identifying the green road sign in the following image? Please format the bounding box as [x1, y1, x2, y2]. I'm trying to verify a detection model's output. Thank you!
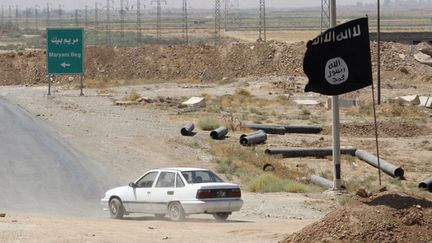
[46, 28, 84, 75]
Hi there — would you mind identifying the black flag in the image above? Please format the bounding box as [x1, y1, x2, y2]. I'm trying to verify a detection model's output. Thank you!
[303, 17, 372, 96]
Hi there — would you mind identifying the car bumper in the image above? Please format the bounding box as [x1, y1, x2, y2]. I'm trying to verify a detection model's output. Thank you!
[181, 199, 243, 214]
[101, 198, 109, 211]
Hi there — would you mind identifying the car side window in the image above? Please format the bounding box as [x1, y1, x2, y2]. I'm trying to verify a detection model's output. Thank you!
[176, 174, 185, 188]
[156, 172, 175, 188]
[136, 172, 158, 188]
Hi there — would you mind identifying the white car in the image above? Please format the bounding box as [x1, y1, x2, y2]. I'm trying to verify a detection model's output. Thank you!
[101, 168, 243, 221]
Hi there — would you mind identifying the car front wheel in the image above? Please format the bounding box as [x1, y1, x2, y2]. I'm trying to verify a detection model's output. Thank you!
[213, 212, 230, 221]
[109, 198, 125, 219]
[168, 202, 185, 221]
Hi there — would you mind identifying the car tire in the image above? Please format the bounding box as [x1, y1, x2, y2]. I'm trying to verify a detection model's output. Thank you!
[154, 214, 166, 219]
[213, 212, 230, 221]
[168, 202, 185, 221]
[109, 198, 125, 219]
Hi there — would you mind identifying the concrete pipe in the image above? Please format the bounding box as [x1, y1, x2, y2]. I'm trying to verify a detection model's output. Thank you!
[181, 122, 195, 136]
[310, 175, 333, 189]
[285, 125, 322, 134]
[210, 126, 228, 140]
[240, 130, 267, 146]
[418, 177, 432, 192]
[264, 147, 357, 157]
[355, 149, 404, 178]
[245, 124, 286, 135]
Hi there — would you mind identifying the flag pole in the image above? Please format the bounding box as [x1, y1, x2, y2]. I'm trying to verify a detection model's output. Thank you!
[330, 0, 342, 190]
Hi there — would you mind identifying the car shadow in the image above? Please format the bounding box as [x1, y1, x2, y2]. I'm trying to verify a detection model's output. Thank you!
[121, 216, 253, 223]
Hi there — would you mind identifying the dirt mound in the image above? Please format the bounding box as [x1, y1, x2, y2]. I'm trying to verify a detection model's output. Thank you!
[283, 192, 432, 243]
[0, 41, 429, 86]
[322, 121, 426, 138]
[342, 121, 425, 137]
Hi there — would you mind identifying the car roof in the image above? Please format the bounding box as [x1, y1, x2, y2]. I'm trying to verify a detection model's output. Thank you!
[151, 167, 210, 172]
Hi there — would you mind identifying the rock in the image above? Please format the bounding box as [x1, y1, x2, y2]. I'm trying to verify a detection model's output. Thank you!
[0, 213, 5, 217]
[356, 189, 371, 198]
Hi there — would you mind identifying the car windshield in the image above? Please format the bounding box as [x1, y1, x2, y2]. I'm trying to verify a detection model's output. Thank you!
[181, 170, 224, 184]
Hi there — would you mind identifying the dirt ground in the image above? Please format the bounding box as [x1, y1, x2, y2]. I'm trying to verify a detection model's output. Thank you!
[0, 36, 432, 241]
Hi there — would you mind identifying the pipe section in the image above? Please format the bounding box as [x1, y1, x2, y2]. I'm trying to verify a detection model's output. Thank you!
[355, 149, 404, 178]
[264, 147, 357, 157]
[181, 122, 195, 136]
[310, 175, 333, 189]
[418, 177, 432, 192]
[210, 126, 228, 140]
[245, 124, 286, 135]
[285, 125, 322, 134]
[240, 130, 267, 146]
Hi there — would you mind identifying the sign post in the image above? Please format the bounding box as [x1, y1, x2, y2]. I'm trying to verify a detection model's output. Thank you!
[46, 28, 84, 95]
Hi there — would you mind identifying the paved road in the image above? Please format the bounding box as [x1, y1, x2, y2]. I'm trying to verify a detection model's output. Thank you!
[0, 98, 115, 216]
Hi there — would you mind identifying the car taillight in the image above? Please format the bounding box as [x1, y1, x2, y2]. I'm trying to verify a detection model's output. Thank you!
[196, 189, 213, 199]
[230, 188, 241, 198]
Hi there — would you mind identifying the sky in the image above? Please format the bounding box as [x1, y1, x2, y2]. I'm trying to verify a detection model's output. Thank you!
[1, 0, 379, 11]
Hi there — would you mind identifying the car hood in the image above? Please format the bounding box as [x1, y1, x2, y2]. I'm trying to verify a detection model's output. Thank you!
[105, 185, 130, 197]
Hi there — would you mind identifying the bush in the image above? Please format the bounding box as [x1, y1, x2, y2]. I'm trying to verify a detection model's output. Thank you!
[198, 117, 220, 131]
[126, 90, 141, 101]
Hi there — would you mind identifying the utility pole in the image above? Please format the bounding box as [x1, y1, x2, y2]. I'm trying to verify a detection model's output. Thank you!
[35, 5, 39, 31]
[75, 9, 79, 27]
[85, 5, 89, 29]
[120, 0, 125, 41]
[321, 0, 331, 32]
[25, 8, 29, 31]
[377, 0, 381, 104]
[8, 6, 12, 29]
[152, 0, 166, 44]
[95, 2, 99, 43]
[258, 0, 266, 42]
[1, 6, 3, 31]
[15, 5, 18, 30]
[58, 5, 63, 27]
[182, 0, 188, 44]
[224, 0, 228, 30]
[214, 0, 221, 44]
[136, 0, 143, 43]
[46, 3, 50, 29]
[106, 0, 112, 44]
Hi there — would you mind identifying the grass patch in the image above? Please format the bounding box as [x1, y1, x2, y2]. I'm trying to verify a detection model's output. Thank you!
[248, 173, 318, 193]
[198, 117, 221, 131]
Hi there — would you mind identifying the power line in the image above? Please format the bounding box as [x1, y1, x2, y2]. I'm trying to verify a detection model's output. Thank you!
[151, 0, 166, 44]
[136, 0, 143, 43]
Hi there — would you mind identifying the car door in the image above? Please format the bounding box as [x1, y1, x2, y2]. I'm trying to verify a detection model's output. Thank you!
[150, 171, 176, 214]
[126, 171, 159, 213]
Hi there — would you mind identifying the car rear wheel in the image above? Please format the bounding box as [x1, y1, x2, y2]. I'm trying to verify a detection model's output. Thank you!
[109, 198, 125, 219]
[168, 202, 185, 221]
[213, 212, 230, 221]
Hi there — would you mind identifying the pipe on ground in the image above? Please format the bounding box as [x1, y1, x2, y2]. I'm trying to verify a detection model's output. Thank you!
[355, 149, 404, 178]
[264, 147, 357, 157]
[210, 126, 228, 140]
[245, 124, 286, 135]
[418, 177, 432, 192]
[181, 122, 195, 136]
[285, 125, 322, 134]
[240, 130, 263, 139]
[310, 175, 333, 189]
[240, 130, 267, 146]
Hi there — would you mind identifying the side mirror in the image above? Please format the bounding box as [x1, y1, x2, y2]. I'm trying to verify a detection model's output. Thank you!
[129, 182, 137, 188]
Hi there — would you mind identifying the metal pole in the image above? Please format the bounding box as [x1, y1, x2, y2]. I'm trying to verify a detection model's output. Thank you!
[80, 75, 84, 96]
[35, 5, 38, 31]
[330, 0, 341, 191]
[183, 0, 188, 44]
[75, 9, 79, 27]
[95, 2, 99, 43]
[46, 3, 50, 29]
[377, 0, 381, 104]
[215, 0, 221, 44]
[15, 5, 18, 30]
[48, 75, 51, 96]
[120, 0, 125, 42]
